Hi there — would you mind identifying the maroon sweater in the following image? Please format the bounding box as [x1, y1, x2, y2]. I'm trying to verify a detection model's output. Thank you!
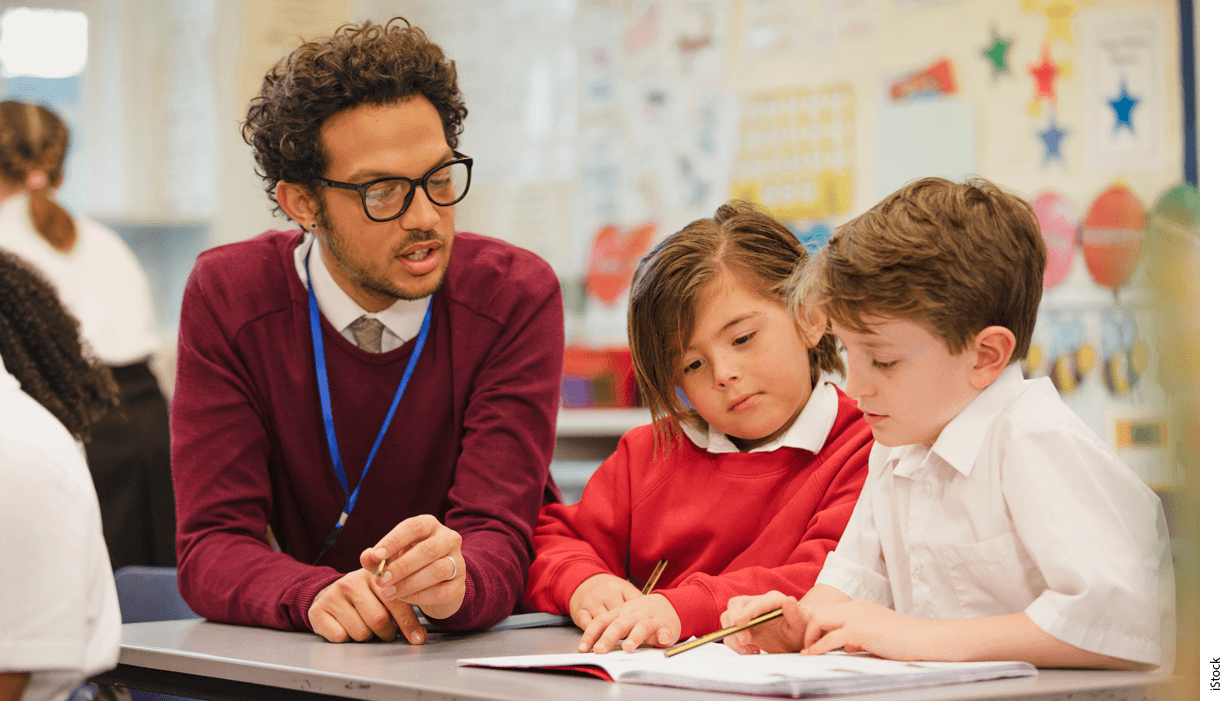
[171, 229, 564, 632]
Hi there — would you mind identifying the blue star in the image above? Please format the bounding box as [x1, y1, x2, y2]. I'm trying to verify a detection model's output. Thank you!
[1108, 77, 1139, 132]
[1040, 118, 1067, 163]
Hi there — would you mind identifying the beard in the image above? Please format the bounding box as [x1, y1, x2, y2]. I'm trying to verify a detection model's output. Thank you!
[313, 199, 448, 302]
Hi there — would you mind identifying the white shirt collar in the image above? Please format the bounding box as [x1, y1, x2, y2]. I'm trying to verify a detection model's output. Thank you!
[291, 232, 429, 348]
[679, 382, 840, 454]
[887, 362, 1029, 478]
[0, 353, 18, 395]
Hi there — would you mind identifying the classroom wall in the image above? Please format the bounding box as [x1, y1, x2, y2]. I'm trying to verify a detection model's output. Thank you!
[0, 0, 1193, 485]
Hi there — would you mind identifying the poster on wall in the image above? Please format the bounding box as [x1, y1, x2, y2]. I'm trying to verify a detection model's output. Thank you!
[730, 84, 856, 221]
[875, 98, 975, 200]
[1080, 10, 1167, 173]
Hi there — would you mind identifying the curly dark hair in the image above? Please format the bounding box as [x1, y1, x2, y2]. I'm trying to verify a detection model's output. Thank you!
[0, 251, 118, 442]
[242, 17, 468, 216]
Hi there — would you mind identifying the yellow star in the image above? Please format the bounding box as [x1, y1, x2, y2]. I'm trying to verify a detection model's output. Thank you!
[1021, 0, 1095, 46]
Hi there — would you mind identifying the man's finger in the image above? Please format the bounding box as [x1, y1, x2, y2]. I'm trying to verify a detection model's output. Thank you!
[313, 611, 350, 643]
[387, 599, 427, 645]
[362, 515, 440, 570]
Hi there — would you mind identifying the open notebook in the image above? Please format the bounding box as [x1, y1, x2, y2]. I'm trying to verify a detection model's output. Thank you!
[458, 643, 1038, 698]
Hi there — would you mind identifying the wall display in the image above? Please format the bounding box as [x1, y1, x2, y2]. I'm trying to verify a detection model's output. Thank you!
[1038, 113, 1069, 164]
[730, 84, 855, 221]
[981, 28, 1013, 78]
[1021, 0, 1094, 46]
[889, 58, 958, 101]
[1082, 182, 1146, 295]
[787, 221, 834, 255]
[1047, 313, 1096, 395]
[1081, 9, 1167, 172]
[586, 223, 657, 305]
[1033, 191, 1080, 288]
[1027, 43, 1070, 116]
[875, 98, 976, 200]
[1101, 309, 1148, 397]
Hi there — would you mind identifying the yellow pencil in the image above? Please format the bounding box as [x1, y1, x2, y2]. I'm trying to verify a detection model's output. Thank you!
[376, 558, 388, 577]
[663, 608, 784, 657]
[640, 559, 668, 595]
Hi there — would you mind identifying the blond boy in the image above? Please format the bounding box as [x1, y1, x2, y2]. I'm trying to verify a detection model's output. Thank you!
[722, 178, 1174, 670]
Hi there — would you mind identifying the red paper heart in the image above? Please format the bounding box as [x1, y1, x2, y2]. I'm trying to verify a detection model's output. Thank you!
[587, 223, 656, 304]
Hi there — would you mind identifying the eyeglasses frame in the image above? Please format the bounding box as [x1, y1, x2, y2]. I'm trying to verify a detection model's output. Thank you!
[312, 152, 473, 222]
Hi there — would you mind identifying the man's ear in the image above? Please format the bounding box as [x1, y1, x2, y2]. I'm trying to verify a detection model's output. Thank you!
[276, 181, 319, 230]
[970, 326, 1016, 389]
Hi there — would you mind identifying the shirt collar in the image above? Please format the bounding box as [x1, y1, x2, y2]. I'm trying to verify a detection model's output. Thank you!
[886, 362, 1029, 478]
[679, 382, 839, 454]
[0, 353, 18, 395]
[292, 231, 429, 343]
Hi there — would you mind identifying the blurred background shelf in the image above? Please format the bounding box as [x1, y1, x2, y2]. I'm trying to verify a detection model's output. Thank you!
[556, 408, 652, 437]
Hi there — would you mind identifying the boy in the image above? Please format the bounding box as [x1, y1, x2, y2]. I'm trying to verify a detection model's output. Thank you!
[722, 178, 1174, 670]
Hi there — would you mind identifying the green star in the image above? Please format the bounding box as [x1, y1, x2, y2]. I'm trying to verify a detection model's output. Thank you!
[983, 32, 1012, 76]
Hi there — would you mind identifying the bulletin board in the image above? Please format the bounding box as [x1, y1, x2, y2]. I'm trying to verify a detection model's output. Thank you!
[359, 0, 1192, 486]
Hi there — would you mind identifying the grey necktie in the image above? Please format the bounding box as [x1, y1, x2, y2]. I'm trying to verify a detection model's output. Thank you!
[349, 317, 385, 353]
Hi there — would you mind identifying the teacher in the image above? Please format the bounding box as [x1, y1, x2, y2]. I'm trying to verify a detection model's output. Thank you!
[171, 17, 564, 644]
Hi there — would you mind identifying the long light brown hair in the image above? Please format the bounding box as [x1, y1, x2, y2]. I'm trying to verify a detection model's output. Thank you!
[0, 101, 75, 251]
[628, 200, 843, 450]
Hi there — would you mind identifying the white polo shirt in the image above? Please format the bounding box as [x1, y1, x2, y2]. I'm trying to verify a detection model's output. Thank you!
[0, 354, 121, 701]
[816, 364, 1175, 668]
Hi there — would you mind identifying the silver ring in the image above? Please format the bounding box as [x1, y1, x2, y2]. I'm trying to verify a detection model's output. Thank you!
[444, 555, 458, 581]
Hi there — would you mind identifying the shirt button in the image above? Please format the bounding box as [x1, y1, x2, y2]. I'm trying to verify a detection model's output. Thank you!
[919, 481, 931, 494]
[912, 566, 924, 580]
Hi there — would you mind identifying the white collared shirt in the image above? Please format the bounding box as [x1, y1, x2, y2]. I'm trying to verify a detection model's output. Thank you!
[292, 232, 430, 353]
[680, 382, 839, 454]
[816, 364, 1175, 667]
[0, 354, 121, 701]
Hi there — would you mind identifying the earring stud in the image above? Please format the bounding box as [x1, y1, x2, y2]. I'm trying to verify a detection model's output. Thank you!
[309, 222, 317, 229]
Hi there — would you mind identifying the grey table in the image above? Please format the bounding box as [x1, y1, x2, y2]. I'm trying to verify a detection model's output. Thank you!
[93, 619, 1181, 701]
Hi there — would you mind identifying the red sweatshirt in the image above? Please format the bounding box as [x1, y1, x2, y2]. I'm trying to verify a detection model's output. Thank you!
[171, 229, 563, 632]
[526, 388, 872, 639]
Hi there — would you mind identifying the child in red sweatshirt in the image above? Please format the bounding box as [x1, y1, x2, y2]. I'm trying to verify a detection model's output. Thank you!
[525, 201, 873, 654]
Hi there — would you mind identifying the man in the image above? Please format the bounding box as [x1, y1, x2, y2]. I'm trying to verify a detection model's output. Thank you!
[171, 18, 564, 644]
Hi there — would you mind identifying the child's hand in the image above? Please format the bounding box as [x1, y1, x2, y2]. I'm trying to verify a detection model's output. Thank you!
[577, 593, 681, 653]
[568, 573, 643, 630]
[721, 591, 810, 654]
[800, 599, 935, 659]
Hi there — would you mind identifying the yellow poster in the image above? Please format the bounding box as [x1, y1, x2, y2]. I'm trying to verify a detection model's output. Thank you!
[730, 83, 854, 221]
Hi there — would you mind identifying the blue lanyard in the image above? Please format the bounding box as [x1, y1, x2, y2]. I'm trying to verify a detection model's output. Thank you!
[305, 255, 432, 565]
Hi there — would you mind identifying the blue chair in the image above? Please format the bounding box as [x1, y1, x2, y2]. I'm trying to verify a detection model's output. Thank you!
[113, 566, 200, 624]
[111, 567, 200, 701]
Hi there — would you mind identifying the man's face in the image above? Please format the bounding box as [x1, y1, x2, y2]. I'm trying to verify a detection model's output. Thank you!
[832, 316, 982, 447]
[313, 95, 457, 311]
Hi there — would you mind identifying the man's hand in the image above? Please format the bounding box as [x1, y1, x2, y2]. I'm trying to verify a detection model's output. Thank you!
[359, 514, 466, 621]
[568, 573, 643, 631]
[307, 568, 426, 643]
[578, 593, 682, 654]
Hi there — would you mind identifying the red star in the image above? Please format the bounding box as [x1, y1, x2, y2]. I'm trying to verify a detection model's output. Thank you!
[1029, 44, 1060, 103]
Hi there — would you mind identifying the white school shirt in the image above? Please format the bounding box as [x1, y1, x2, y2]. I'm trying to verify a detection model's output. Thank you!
[680, 382, 839, 454]
[292, 232, 429, 353]
[0, 354, 121, 701]
[816, 364, 1175, 668]
[0, 192, 160, 366]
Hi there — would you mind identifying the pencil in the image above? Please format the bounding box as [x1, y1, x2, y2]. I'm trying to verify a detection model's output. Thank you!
[376, 558, 388, 577]
[640, 559, 668, 595]
[663, 608, 784, 657]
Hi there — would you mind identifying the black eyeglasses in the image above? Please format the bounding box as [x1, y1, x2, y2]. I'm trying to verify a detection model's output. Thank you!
[314, 152, 473, 222]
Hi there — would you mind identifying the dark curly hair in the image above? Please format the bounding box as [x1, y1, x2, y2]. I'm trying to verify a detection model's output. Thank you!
[0, 251, 118, 442]
[242, 17, 468, 216]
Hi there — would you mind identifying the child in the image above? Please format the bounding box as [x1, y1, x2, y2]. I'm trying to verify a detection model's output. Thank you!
[0, 251, 121, 701]
[525, 201, 874, 654]
[721, 178, 1175, 670]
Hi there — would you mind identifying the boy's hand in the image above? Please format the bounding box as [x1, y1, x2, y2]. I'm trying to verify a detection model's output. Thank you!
[578, 593, 681, 653]
[800, 599, 935, 659]
[568, 573, 643, 630]
[721, 591, 809, 654]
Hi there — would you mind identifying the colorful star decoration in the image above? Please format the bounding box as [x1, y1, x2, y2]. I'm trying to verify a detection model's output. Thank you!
[1021, 0, 1095, 47]
[982, 30, 1012, 77]
[1108, 77, 1140, 132]
[1039, 116, 1068, 163]
[1028, 43, 1071, 116]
